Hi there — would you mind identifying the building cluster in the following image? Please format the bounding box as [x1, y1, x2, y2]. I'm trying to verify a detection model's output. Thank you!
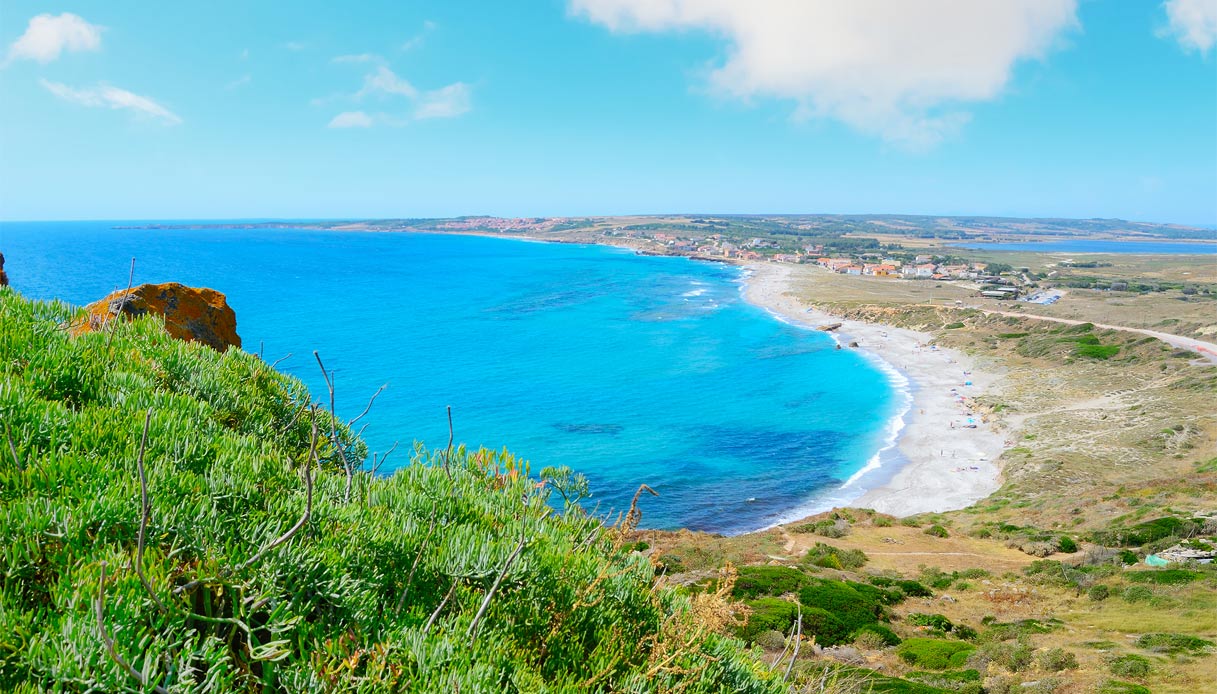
[813, 256, 991, 281]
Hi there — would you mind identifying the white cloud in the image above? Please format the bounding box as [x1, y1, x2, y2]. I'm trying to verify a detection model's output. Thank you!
[569, 0, 1078, 148]
[6, 12, 102, 64]
[1163, 0, 1217, 52]
[226, 74, 252, 90]
[414, 82, 472, 119]
[333, 53, 381, 64]
[282, 41, 306, 51]
[40, 79, 182, 124]
[401, 20, 438, 51]
[356, 65, 418, 99]
[328, 111, 375, 128]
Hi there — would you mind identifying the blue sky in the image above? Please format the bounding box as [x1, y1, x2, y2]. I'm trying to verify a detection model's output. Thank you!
[1, 0, 1214, 224]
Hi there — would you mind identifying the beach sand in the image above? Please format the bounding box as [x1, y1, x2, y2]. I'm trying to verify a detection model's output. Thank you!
[741, 263, 1008, 517]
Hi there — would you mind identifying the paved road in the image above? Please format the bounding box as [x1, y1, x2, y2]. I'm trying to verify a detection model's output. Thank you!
[976, 308, 1217, 366]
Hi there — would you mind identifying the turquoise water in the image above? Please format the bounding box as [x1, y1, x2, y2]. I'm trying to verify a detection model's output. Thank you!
[1, 222, 902, 533]
[955, 240, 1216, 254]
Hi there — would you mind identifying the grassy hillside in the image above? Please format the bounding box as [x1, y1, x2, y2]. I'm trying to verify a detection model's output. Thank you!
[0, 288, 780, 693]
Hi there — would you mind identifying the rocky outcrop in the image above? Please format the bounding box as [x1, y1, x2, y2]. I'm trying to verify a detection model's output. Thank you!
[73, 282, 241, 351]
[0, 252, 8, 286]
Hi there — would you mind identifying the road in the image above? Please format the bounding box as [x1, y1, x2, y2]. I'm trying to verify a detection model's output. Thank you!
[975, 307, 1217, 365]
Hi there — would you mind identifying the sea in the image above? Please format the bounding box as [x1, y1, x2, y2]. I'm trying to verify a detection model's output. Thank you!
[1, 221, 904, 533]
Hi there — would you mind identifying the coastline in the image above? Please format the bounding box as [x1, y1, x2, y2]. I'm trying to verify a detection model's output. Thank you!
[740, 262, 1008, 517]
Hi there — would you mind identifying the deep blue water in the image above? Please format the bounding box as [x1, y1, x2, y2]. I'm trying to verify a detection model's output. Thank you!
[955, 240, 1217, 255]
[1, 222, 901, 533]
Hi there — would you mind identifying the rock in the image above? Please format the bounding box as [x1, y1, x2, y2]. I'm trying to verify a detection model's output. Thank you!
[73, 282, 241, 351]
[0, 252, 8, 286]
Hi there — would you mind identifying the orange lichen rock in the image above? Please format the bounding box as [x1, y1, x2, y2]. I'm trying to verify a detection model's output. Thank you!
[73, 282, 241, 351]
[0, 252, 8, 286]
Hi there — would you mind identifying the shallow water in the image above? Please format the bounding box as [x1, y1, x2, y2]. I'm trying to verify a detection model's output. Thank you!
[1, 222, 901, 533]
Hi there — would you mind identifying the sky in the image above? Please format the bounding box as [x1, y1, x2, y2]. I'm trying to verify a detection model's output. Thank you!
[0, 0, 1215, 224]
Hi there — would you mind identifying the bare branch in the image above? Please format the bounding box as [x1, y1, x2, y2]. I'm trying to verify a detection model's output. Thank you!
[314, 351, 355, 502]
[467, 529, 528, 642]
[96, 562, 170, 694]
[269, 352, 293, 370]
[348, 384, 387, 428]
[369, 440, 399, 477]
[423, 581, 457, 635]
[133, 409, 166, 612]
[783, 605, 802, 681]
[104, 258, 136, 351]
[443, 405, 454, 480]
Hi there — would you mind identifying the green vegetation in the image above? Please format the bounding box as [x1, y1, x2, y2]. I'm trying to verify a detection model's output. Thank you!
[1125, 569, 1205, 585]
[732, 565, 812, 599]
[0, 290, 779, 692]
[804, 542, 868, 570]
[896, 639, 975, 670]
[1134, 633, 1213, 654]
[1108, 654, 1152, 679]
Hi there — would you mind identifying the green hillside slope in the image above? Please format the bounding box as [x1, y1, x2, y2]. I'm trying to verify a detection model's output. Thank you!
[0, 288, 779, 693]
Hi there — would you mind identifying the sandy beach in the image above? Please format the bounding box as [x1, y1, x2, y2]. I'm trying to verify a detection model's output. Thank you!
[741, 262, 1008, 517]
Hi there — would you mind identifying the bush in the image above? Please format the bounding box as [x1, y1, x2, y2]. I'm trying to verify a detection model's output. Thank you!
[738, 598, 800, 642]
[898, 580, 934, 598]
[800, 607, 852, 647]
[924, 524, 950, 538]
[798, 579, 888, 634]
[853, 623, 902, 647]
[1056, 536, 1078, 553]
[896, 638, 975, 670]
[907, 613, 954, 632]
[1134, 633, 1214, 654]
[1125, 569, 1203, 585]
[1037, 648, 1079, 671]
[733, 565, 813, 599]
[753, 630, 789, 650]
[804, 543, 869, 570]
[1108, 654, 1152, 679]
[1088, 584, 1111, 601]
[1122, 585, 1154, 603]
[850, 629, 888, 650]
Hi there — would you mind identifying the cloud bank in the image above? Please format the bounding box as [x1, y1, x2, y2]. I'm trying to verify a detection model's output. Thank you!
[569, 0, 1078, 148]
[6, 12, 102, 64]
[1163, 0, 1217, 52]
[40, 79, 182, 125]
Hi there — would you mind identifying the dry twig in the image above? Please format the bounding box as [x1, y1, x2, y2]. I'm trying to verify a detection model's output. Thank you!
[133, 409, 166, 612]
[467, 529, 528, 641]
[104, 258, 136, 351]
[96, 562, 170, 694]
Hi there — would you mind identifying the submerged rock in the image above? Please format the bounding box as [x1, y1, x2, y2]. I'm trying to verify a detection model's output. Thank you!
[73, 282, 241, 351]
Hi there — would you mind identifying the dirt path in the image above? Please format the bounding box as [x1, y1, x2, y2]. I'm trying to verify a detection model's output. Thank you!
[976, 308, 1217, 365]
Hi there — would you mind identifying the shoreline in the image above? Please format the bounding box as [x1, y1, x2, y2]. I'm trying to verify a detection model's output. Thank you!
[740, 262, 1008, 518]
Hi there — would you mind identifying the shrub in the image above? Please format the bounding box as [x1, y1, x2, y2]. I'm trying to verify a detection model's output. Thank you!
[733, 565, 813, 599]
[851, 629, 888, 650]
[924, 524, 950, 538]
[1088, 584, 1111, 601]
[896, 638, 975, 670]
[1108, 654, 1151, 679]
[873, 516, 893, 527]
[738, 598, 799, 642]
[800, 607, 852, 647]
[853, 623, 902, 647]
[1056, 536, 1078, 553]
[1038, 648, 1079, 671]
[753, 630, 788, 650]
[1118, 549, 1139, 565]
[1125, 569, 1203, 585]
[901, 518, 923, 528]
[798, 579, 887, 634]
[1122, 586, 1154, 603]
[907, 613, 954, 632]
[1134, 633, 1214, 654]
[898, 580, 934, 598]
[805, 543, 869, 570]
